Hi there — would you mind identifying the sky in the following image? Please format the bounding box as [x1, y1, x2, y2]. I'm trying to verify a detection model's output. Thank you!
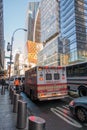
[3, 0, 41, 68]
[3, 0, 30, 56]
[3, 0, 40, 56]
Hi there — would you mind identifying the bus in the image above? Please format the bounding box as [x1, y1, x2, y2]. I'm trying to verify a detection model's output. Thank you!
[25, 66, 68, 101]
[66, 61, 87, 97]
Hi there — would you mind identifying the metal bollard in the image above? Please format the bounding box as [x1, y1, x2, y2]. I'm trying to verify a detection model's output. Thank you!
[16, 100, 27, 129]
[9, 87, 12, 97]
[11, 90, 16, 104]
[13, 93, 21, 113]
[10, 87, 12, 99]
[28, 116, 46, 130]
[9, 87, 11, 96]
[1, 86, 5, 95]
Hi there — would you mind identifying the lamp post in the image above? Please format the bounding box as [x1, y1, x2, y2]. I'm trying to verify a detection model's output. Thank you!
[8, 28, 27, 84]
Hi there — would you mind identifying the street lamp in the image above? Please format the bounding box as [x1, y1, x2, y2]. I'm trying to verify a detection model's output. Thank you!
[8, 28, 27, 84]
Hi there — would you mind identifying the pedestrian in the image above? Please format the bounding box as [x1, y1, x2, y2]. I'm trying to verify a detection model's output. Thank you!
[14, 78, 20, 93]
[1, 78, 5, 95]
[1, 78, 5, 88]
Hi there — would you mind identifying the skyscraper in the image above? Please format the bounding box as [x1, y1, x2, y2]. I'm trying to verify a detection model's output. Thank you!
[24, 1, 42, 68]
[37, 0, 60, 66]
[60, 0, 87, 63]
[26, 2, 40, 41]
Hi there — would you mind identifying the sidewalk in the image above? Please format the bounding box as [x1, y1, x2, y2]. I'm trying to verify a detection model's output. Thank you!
[0, 86, 28, 130]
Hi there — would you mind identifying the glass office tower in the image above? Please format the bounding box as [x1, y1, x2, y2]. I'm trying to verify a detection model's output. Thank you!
[37, 0, 60, 66]
[26, 2, 40, 41]
[60, 0, 87, 63]
[40, 0, 59, 43]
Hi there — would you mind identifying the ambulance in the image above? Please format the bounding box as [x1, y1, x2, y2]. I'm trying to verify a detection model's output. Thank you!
[25, 66, 68, 101]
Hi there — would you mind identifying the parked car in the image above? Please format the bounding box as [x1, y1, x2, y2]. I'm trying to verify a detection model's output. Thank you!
[69, 97, 87, 123]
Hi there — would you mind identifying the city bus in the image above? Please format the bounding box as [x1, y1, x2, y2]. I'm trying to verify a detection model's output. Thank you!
[66, 61, 87, 97]
[25, 66, 68, 101]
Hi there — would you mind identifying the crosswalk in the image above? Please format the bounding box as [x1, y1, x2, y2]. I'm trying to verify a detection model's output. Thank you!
[50, 105, 82, 128]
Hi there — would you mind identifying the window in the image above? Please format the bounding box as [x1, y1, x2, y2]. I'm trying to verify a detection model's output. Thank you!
[46, 73, 52, 80]
[54, 73, 60, 80]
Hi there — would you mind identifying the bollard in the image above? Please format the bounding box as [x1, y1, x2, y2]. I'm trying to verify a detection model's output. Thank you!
[13, 93, 21, 113]
[16, 100, 27, 129]
[1, 86, 5, 95]
[11, 90, 16, 104]
[10, 88, 14, 101]
[9, 86, 12, 97]
[28, 116, 46, 130]
[10, 87, 12, 99]
[9, 87, 12, 97]
[9, 87, 11, 96]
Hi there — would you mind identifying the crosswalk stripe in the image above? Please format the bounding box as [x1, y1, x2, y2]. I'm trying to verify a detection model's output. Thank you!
[50, 107, 82, 128]
[62, 105, 69, 110]
[57, 106, 70, 114]
[65, 104, 69, 107]
[56, 107, 73, 119]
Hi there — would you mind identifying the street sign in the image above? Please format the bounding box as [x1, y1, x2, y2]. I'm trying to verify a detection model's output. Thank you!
[7, 42, 11, 51]
[5, 56, 10, 59]
[7, 62, 14, 64]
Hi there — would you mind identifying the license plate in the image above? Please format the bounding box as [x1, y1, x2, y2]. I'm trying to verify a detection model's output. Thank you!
[52, 93, 56, 96]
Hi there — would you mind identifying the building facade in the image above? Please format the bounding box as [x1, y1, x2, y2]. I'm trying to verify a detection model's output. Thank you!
[24, 1, 41, 68]
[60, 0, 87, 64]
[26, 2, 40, 41]
[14, 53, 20, 76]
[25, 0, 87, 67]
[37, 0, 60, 66]
[0, 0, 4, 72]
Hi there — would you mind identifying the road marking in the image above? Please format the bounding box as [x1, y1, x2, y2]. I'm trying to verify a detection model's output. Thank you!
[56, 106, 70, 115]
[50, 107, 82, 128]
[63, 105, 69, 110]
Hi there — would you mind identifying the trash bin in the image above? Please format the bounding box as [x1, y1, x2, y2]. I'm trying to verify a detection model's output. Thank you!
[13, 93, 21, 113]
[16, 100, 27, 129]
[1, 86, 5, 95]
[28, 116, 46, 130]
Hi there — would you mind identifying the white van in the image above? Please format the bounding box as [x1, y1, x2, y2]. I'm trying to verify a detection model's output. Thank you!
[9, 77, 16, 87]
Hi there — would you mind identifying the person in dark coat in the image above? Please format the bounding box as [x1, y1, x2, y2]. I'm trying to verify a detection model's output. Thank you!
[1, 78, 5, 87]
[1, 78, 6, 94]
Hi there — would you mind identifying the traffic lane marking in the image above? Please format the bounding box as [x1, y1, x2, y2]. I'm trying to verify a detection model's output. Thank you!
[50, 105, 82, 128]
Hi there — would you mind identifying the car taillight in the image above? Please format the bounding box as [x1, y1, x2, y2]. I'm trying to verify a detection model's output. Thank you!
[69, 100, 75, 106]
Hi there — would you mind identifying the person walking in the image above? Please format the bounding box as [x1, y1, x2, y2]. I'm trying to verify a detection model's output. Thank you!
[1, 78, 5, 95]
[1, 78, 5, 87]
[14, 78, 20, 93]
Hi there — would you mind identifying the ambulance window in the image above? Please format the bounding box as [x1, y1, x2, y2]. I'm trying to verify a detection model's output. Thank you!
[54, 73, 60, 80]
[46, 73, 52, 80]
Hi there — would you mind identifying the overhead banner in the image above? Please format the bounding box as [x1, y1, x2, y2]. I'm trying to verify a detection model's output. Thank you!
[27, 41, 43, 64]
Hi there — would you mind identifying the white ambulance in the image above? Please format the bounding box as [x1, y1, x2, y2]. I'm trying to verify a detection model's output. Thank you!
[25, 66, 68, 101]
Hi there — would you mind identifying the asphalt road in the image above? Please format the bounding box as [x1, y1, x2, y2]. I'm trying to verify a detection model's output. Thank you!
[21, 93, 87, 130]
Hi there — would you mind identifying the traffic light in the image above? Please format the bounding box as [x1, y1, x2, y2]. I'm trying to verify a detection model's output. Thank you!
[7, 42, 11, 51]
